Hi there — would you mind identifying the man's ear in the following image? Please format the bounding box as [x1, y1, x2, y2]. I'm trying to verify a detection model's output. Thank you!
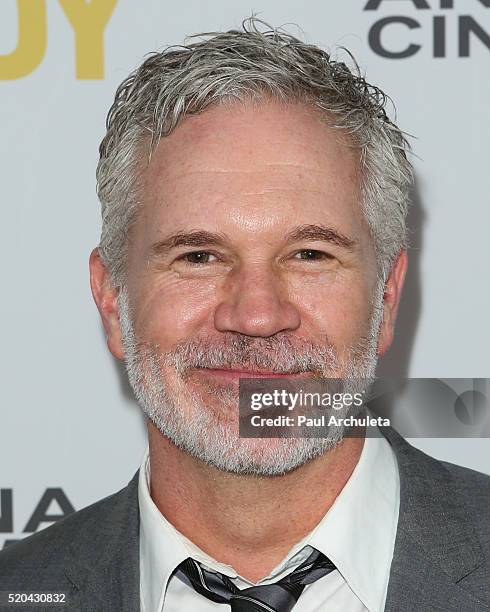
[89, 248, 125, 360]
[377, 250, 408, 357]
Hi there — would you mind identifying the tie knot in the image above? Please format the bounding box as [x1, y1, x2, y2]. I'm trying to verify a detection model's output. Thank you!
[176, 548, 336, 612]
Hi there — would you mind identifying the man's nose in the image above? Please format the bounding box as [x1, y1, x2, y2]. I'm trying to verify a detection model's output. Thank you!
[213, 264, 301, 337]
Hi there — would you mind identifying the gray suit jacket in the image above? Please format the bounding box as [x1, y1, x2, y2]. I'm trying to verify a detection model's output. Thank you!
[1, 427, 489, 611]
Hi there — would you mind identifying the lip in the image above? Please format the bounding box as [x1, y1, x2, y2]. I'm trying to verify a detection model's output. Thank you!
[193, 368, 314, 381]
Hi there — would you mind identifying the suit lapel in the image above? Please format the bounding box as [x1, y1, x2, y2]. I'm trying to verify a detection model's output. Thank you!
[381, 427, 487, 610]
[64, 471, 141, 612]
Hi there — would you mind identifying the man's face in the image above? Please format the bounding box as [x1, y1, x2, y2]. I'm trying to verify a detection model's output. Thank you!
[92, 99, 404, 475]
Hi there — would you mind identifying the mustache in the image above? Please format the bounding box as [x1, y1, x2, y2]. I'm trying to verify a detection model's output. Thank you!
[147, 334, 341, 375]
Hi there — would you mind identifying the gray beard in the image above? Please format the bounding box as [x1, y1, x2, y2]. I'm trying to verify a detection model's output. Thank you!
[117, 283, 384, 476]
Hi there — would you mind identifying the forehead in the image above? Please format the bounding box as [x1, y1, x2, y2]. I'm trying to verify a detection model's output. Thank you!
[138, 99, 363, 238]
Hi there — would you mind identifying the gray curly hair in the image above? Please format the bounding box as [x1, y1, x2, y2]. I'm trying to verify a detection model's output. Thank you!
[96, 17, 413, 289]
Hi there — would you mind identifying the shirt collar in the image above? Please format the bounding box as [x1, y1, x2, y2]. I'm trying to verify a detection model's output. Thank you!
[139, 428, 399, 612]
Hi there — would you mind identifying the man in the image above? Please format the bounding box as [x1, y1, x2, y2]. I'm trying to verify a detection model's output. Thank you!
[1, 18, 489, 612]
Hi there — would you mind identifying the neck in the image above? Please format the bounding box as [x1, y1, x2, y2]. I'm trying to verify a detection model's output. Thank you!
[147, 420, 364, 582]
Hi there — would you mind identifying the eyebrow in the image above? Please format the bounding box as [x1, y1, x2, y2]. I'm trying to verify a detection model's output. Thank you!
[150, 230, 229, 256]
[150, 224, 357, 257]
[285, 224, 357, 250]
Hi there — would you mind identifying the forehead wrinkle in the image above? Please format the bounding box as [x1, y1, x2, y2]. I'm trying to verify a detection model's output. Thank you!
[159, 164, 321, 181]
[238, 188, 325, 196]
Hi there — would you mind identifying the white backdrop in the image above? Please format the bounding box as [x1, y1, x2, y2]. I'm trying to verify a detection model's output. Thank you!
[1, 0, 489, 548]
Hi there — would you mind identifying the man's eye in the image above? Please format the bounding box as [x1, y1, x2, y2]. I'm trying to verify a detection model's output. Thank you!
[294, 249, 333, 261]
[179, 251, 217, 264]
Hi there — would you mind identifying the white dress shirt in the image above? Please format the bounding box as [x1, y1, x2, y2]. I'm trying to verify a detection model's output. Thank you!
[139, 430, 400, 612]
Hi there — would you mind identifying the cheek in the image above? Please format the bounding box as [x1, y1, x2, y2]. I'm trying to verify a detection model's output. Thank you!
[288, 272, 374, 346]
[132, 274, 219, 347]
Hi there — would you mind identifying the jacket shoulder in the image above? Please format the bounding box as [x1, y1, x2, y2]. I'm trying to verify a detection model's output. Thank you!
[441, 460, 490, 540]
[441, 459, 490, 488]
